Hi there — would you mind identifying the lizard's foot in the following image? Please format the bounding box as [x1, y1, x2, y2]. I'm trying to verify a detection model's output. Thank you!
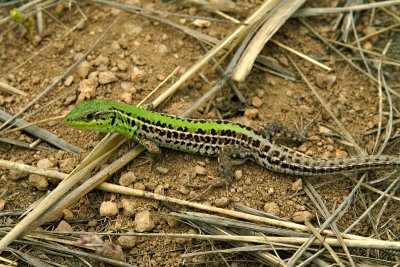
[260, 121, 308, 144]
[142, 103, 154, 111]
[136, 138, 161, 170]
[218, 145, 252, 186]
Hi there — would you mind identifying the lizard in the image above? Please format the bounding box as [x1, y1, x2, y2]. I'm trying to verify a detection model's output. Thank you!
[64, 99, 400, 184]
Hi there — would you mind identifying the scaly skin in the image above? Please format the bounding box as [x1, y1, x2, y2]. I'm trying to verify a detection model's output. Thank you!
[65, 100, 400, 182]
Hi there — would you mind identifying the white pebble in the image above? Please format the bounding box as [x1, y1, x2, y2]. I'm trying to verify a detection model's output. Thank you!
[99, 71, 117, 84]
[99, 201, 118, 217]
[134, 210, 155, 232]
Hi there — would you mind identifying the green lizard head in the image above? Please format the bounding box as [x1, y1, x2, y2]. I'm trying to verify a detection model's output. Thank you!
[64, 100, 119, 131]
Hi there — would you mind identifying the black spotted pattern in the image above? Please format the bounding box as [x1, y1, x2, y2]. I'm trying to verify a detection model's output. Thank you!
[108, 108, 400, 176]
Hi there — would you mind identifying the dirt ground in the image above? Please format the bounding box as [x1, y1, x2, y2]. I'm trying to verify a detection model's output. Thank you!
[0, 0, 399, 266]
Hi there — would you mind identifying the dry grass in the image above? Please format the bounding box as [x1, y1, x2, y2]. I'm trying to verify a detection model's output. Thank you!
[0, 0, 400, 266]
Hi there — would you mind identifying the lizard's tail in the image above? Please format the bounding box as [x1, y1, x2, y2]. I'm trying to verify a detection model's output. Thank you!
[256, 149, 400, 176]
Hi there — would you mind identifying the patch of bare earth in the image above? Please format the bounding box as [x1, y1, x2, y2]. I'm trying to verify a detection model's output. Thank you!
[0, 0, 399, 266]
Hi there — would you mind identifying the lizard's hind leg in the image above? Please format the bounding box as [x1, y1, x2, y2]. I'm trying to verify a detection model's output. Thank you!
[218, 145, 253, 185]
[260, 121, 309, 145]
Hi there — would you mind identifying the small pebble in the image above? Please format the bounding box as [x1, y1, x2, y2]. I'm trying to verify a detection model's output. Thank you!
[121, 198, 136, 217]
[134, 210, 155, 232]
[278, 56, 289, 67]
[234, 169, 243, 180]
[99, 71, 117, 84]
[372, 114, 388, 127]
[88, 220, 98, 227]
[88, 71, 99, 79]
[367, 121, 375, 129]
[178, 186, 189, 195]
[0, 200, 6, 211]
[192, 19, 211, 28]
[318, 126, 332, 134]
[102, 241, 124, 261]
[118, 37, 128, 49]
[143, 182, 155, 191]
[117, 59, 128, 71]
[255, 89, 264, 97]
[32, 35, 42, 46]
[292, 211, 314, 222]
[244, 178, 251, 185]
[154, 185, 165, 195]
[64, 95, 77, 106]
[64, 75, 74, 86]
[77, 61, 90, 78]
[55, 220, 73, 232]
[8, 161, 26, 180]
[309, 135, 321, 141]
[156, 166, 169, 174]
[63, 209, 74, 221]
[298, 104, 312, 115]
[165, 215, 180, 227]
[131, 55, 145, 66]
[119, 171, 136, 187]
[29, 174, 49, 191]
[266, 76, 276, 86]
[157, 44, 169, 55]
[335, 149, 348, 158]
[4, 96, 14, 104]
[37, 158, 54, 169]
[362, 26, 378, 43]
[32, 76, 40, 85]
[263, 202, 280, 216]
[315, 73, 336, 89]
[130, 67, 145, 81]
[99, 201, 119, 217]
[134, 182, 146, 190]
[111, 40, 121, 50]
[116, 72, 130, 81]
[194, 165, 207, 176]
[120, 92, 132, 104]
[305, 150, 314, 157]
[53, 42, 65, 52]
[117, 235, 136, 249]
[214, 197, 229, 208]
[188, 190, 199, 199]
[326, 138, 334, 145]
[92, 55, 109, 66]
[205, 111, 217, 119]
[196, 161, 206, 166]
[326, 145, 334, 152]
[291, 179, 303, 192]
[59, 157, 76, 173]
[251, 96, 263, 108]
[297, 144, 308, 153]
[267, 187, 274, 195]
[123, 24, 142, 36]
[363, 41, 373, 50]
[78, 78, 98, 102]
[244, 108, 258, 119]
[157, 74, 165, 81]
[121, 81, 133, 91]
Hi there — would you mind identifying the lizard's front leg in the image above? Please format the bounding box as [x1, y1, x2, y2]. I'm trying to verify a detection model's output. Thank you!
[135, 137, 161, 169]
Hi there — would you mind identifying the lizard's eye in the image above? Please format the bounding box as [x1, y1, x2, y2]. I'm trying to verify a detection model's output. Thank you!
[85, 113, 95, 122]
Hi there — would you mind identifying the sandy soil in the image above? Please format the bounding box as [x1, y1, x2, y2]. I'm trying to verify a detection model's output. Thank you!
[0, 0, 399, 266]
